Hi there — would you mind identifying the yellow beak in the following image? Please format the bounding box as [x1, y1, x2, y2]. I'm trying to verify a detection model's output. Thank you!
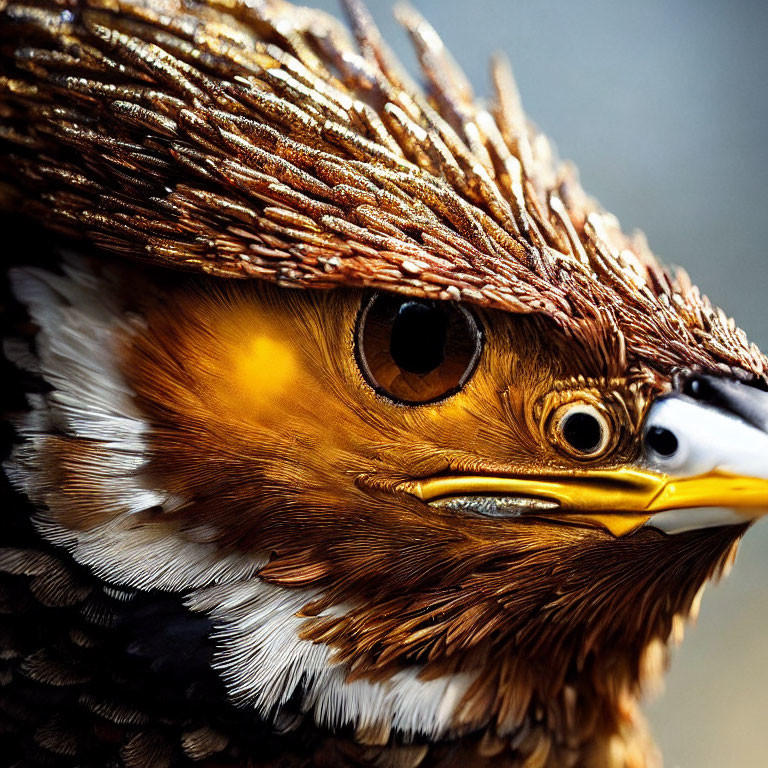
[400, 387, 768, 537]
[400, 467, 768, 537]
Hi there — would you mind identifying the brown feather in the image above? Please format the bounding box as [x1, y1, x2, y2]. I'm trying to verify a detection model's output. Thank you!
[0, 0, 764, 383]
[1, 2, 766, 766]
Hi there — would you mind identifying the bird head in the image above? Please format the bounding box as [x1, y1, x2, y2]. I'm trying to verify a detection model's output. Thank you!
[109, 273, 768, 731]
[2, 0, 768, 758]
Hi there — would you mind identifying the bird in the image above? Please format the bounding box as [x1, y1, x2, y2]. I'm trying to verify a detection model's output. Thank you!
[0, 0, 767, 766]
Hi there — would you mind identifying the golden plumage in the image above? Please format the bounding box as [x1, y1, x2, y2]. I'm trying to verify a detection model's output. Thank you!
[1, 2, 767, 768]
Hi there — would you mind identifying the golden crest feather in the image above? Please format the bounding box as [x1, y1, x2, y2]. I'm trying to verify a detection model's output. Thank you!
[1, 0, 765, 380]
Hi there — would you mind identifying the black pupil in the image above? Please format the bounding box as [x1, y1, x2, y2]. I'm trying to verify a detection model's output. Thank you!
[646, 426, 678, 457]
[562, 411, 603, 454]
[390, 301, 447, 374]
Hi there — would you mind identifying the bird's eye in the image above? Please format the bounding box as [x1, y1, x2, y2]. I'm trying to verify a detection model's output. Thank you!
[355, 292, 483, 404]
[548, 402, 614, 460]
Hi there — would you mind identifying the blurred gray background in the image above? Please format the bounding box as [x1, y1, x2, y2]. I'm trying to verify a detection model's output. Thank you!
[308, 1, 768, 765]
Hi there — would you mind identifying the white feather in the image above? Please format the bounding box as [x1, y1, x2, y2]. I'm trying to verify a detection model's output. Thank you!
[187, 580, 477, 740]
[5, 258, 267, 591]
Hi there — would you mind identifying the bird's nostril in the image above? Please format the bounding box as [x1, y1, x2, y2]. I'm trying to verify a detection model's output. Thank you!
[682, 375, 715, 402]
[646, 426, 679, 457]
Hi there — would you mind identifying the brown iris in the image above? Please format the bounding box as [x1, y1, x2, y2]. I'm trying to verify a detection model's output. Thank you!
[355, 293, 483, 404]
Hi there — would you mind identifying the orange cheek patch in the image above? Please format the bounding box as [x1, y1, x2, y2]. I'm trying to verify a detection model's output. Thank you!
[236, 335, 297, 397]
[167, 298, 314, 429]
[224, 322, 303, 421]
[122, 284, 380, 490]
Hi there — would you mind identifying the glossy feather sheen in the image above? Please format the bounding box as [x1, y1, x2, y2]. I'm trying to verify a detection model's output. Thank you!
[0, 1, 765, 767]
[0, 0, 765, 383]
